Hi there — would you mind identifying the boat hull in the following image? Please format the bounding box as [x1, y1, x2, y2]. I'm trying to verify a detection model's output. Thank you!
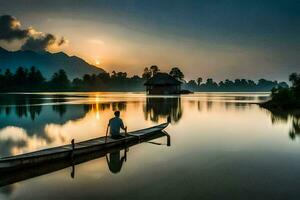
[0, 123, 168, 172]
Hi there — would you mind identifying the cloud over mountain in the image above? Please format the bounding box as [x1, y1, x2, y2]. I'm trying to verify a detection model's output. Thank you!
[0, 15, 30, 41]
[0, 15, 66, 51]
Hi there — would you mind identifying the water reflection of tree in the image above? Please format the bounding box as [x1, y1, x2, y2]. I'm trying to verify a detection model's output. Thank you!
[29, 106, 42, 120]
[144, 97, 182, 123]
[83, 102, 127, 113]
[0, 95, 43, 120]
[289, 117, 300, 140]
[51, 95, 67, 117]
[3, 107, 11, 115]
[28, 97, 43, 120]
[268, 109, 300, 140]
[112, 102, 126, 111]
[52, 104, 67, 117]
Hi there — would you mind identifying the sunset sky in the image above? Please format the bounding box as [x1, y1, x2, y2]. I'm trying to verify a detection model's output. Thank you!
[0, 0, 299, 81]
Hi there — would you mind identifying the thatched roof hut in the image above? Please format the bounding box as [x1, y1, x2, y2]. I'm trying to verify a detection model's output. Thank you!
[144, 73, 182, 95]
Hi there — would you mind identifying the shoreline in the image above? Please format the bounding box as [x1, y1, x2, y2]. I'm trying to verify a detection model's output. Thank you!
[259, 100, 300, 116]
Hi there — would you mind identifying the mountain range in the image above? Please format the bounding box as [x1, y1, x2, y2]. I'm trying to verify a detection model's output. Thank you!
[0, 47, 105, 79]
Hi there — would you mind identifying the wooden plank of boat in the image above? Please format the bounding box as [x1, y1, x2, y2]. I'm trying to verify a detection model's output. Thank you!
[0, 123, 169, 172]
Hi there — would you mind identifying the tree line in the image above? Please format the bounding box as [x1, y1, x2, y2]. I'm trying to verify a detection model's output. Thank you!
[0, 66, 289, 92]
[0, 67, 145, 92]
[185, 77, 288, 92]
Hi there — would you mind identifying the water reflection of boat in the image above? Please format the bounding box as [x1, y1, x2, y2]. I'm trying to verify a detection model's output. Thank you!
[0, 128, 171, 187]
[0, 123, 168, 172]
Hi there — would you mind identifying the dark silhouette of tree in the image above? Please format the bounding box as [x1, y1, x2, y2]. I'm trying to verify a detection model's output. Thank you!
[187, 80, 197, 91]
[14, 67, 28, 87]
[27, 66, 45, 87]
[0, 69, 3, 88]
[142, 67, 151, 80]
[185, 76, 288, 92]
[169, 67, 184, 80]
[116, 72, 127, 79]
[72, 77, 83, 89]
[203, 78, 218, 90]
[197, 77, 202, 86]
[49, 69, 70, 89]
[3, 69, 14, 90]
[97, 72, 110, 80]
[150, 65, 159, 76]
[289, 73, 300, 97]
[0, 66, 291, 93]
[248, 80, 256, 88]
[262, 73, 300, 109]
[111, 71, 117, 79]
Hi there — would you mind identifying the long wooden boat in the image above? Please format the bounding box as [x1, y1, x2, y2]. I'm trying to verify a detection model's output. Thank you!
[0, 123, 169, 173]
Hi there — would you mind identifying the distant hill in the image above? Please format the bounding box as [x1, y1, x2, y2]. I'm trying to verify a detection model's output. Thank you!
[0, 47, 105, 79]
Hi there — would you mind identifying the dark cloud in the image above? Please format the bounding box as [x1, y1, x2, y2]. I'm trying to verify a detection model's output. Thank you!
[0, 15, 66, 51]
[0, 15, 30, 41]
[21, 34, 65, 52]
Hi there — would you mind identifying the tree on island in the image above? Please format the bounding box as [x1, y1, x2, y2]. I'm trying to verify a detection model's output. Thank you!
[150, 65, 159, 76]
[169, 67, 184, 80]
[263, 73, 300, 109]
[142, 65, 160, 80]
[289, 73, 300, 98]
[142, 67, 151, 80]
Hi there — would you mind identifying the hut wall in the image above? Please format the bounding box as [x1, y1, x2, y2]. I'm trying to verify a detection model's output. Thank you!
[147, 85, 180, 95]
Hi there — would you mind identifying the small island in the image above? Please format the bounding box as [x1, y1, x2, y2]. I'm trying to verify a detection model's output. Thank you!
[261, 73, 300, 110]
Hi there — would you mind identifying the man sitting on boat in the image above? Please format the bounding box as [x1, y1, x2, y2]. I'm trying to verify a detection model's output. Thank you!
[106, 111, 127, 140]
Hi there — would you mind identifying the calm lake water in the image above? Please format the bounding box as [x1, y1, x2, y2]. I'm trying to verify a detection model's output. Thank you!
[0, 92, 300, 200]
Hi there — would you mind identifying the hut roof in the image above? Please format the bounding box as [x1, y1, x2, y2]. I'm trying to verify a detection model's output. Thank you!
[144, 73, 182, 86]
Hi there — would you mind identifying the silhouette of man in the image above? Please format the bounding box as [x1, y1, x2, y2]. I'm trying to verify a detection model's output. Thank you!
[106, 111, 127, 140]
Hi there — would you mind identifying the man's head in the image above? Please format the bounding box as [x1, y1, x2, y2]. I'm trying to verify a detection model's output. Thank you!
[114, 111, 120, 117]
